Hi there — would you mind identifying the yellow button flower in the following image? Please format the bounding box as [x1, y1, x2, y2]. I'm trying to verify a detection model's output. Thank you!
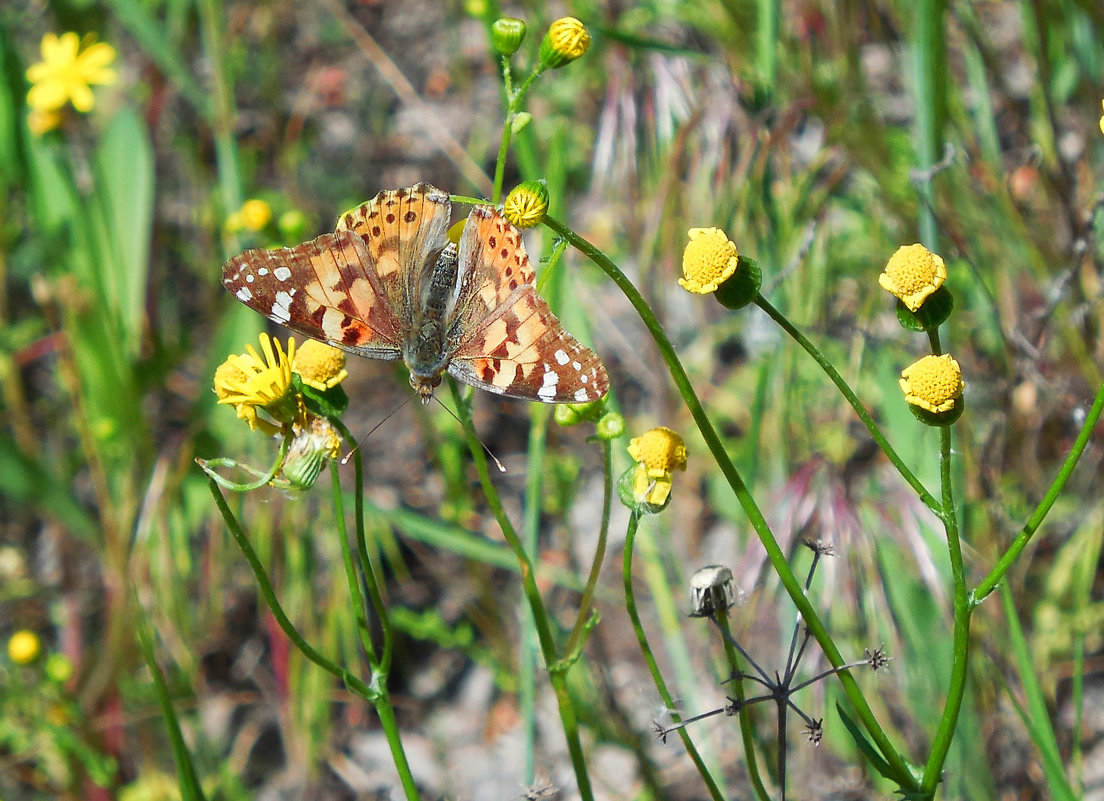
[214, 334, 298, 430]
[503, 181, 549, 229]
[227, 199, 273, 233]
[26, 32, 117, 115]
[8, 630, 41, 665]
[292, 340, 348, 391]
[627, 426, 688, 506]
[879, 244, 947, 312]
[1099, 99, 1104, 136]
[539, 17, 590, 69]
[679, 228, 739, 294]
[899, 354, 964, 414]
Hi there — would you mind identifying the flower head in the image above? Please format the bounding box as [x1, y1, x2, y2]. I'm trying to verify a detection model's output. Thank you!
[214, 334, 298, 430]
[503, 181, 549, 229]
[539, 17, 590, 69]
[292, 340, 348, 391]
[226, 199, 273, 233]
[689, 565, 737, 617]
[8, 630, 41, 665]
[627, 426, 688, 506]
[899, 354, 964, 414]
[879, 244, 947, 312]
[1099, 99, 1104, 137]
[679, 228, 739, 294]
[26, 32, 117, 115]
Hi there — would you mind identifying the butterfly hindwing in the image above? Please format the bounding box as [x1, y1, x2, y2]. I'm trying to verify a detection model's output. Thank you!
[447, 206, 609, 403]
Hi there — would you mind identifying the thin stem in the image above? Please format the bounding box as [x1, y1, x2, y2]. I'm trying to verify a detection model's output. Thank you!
[564, 439, 614, 658]
[756, 295, 941, 515]
[330, 460, 378, 663]
[623, 512, 726, 801]
[333, 418, 395, 674]
[206, 476, 373, 698]
[545, 214, 918, 789]
[448, 382, 594, 801]
[712, 611, 771, 801]
[974, 379, 1104, 603]
[922, 425, 971, 792]
[197, 432, 292, 492]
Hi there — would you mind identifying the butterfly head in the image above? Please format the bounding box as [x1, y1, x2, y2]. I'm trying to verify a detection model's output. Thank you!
[410, 372, 442, 405]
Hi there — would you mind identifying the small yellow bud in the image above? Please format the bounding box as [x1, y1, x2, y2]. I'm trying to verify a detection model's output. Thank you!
[539, 17, 590, 69]
[503, 181, 549, 229]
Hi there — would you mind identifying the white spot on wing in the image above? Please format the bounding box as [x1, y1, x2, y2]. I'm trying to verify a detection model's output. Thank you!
[245, 273, 254, 283]
[235, 286, 253, 302]
[554, 349, 569, 365]
[257, 267, 269, 276]
[574, 388, 590, 402]
[274, 266, 292, 282]
[572, 361, 581, 370]
[272, 290, 294, 323]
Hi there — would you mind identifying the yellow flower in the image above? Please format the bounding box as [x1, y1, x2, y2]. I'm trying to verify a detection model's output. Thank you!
[214, 334, 298, 429]
[679, 228, 739, 294]
[227, 199, 273, 233]
[26, 32, 117, 114]
[503, 181, 549, 229]
[899, 354, 964, 414]
[1099, 99, 1104, 136]
[879, 244, 947, 312]
[627, 426, 688, 505]
[292, 340, 348, 391]
[539, 17, 590, 69]
[8, 630, 41, 665]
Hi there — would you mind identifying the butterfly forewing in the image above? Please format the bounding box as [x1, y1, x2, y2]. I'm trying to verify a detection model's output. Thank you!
[336, 183, 452, 321]
[222, 231, 404, 358]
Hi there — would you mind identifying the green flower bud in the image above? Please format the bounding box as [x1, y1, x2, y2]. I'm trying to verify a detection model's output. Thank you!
[595, 411, 625, 440]
[491, 17, 527, 56]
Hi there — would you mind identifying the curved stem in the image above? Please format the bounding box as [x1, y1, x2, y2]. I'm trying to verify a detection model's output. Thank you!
[330, 459, 378, 664]
[544, 214, 918, 789]
[564, 439, 613, 658]
[921, 425, 970, 792]
[206, 476, 373, 698]
[197, 431, 292, 492]
[623, 512, 726, 801]
[755, 296, 941, 515]
[974, 379, 1104, 603]
[333, 417, 395, 674]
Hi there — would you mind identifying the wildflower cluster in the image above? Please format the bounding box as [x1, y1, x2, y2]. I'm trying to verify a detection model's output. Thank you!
[210, 333, 349, 490]
[879, 243, 965, 423]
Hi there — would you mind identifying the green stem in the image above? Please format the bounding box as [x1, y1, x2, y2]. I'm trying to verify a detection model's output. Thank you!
[973, 380, 1104, 603]
[755, 295, 941, 515]
[563, 439, 613, 658]
[206, 476, 373, 698]
[921, 425, 970, 792]
[448, 382, 594, 801]
[713, 610, 771, 801]
[333, 418, 395, 674]
[544, 214, 918, 789]
[197, 431, 292, 492]
[623, 512, 726, 801]
[330, 459, 378, 664]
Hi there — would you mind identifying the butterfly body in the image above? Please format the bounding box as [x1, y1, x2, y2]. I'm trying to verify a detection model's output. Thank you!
[222, 184, 608, 404]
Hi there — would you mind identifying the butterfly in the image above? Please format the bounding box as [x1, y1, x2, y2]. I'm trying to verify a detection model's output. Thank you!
[221, 183, 608, 404]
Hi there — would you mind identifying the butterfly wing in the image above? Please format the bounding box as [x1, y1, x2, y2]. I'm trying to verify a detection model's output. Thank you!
[446, 206, 609, 403]
[221, 183, 452, 361]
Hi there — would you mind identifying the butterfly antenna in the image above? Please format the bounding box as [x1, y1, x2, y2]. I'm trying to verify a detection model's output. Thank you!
[432, 397, 507, 473]
[340, 394, 417, 465]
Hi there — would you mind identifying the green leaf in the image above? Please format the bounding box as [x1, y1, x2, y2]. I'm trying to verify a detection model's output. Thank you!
[94, 107, 155, 357]
[837, 703, 896, 782]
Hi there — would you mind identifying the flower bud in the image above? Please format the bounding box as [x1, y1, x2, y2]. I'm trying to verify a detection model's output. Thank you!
[539, 17, 590, 69]
[491, 17, 527, 56]
[503, 180, 549, 229]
